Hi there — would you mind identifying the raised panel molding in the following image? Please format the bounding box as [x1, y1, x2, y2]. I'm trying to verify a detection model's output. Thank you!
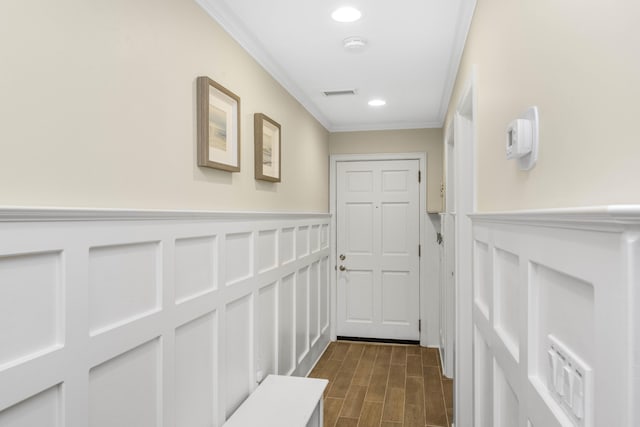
[0, 209, 331, 427]
[279, 227, 295, 265]
[225, 232, 253, 286]
[225, 294, 253, 418]
[296, 267, 309, 363]
[89, 338, 161, 427]
[0, 252, 62, 369]
[175, 235, 217, 303]
[470, 206, 640, 427]
[381, 271, 411, 324]
[309, 262, 320, 346]
[257, 230, 278, 273]
[258, 283, 277, 377]
[278, 273, 295, 375]
[88, 242, 161, 335]
[175, 311, 217, 426]
[296, 226, 310, 259]
[0, 385, 62, 427]
[310, 225, 320, 253]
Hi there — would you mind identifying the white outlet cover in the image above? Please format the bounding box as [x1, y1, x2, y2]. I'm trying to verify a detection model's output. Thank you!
[548, 334, 593, 427]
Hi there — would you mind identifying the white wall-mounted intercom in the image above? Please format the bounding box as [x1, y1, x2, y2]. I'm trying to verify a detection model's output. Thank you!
[506, 106, 539, 170]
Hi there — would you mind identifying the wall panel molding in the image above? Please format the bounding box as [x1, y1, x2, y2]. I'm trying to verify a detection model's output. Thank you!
[471, 205, 640, 231]
[0, 206, 331, 222]
[471, 205, 640, 427]
[0, 208, 331, 427]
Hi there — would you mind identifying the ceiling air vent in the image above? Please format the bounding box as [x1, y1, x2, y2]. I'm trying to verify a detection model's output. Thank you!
[322, 89, 357, 97]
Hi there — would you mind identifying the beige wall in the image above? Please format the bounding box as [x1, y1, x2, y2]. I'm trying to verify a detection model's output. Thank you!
[329, 129, 444, 212]
[446, 0, 640, 211]
[0, 0, 329, 212]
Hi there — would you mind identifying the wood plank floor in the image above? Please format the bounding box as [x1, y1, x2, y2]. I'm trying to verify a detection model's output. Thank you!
[309, 341, 453, 427]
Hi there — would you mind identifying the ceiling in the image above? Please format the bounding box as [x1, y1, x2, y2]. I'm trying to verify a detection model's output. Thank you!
[196, 0, 475, 132]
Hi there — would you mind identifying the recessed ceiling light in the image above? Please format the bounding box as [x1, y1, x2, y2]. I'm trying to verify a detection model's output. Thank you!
[368, 99, 386, 107]
[331, 7, 362, 23]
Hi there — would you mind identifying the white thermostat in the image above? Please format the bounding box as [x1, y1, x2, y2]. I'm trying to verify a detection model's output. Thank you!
[506, 106, 539, 170]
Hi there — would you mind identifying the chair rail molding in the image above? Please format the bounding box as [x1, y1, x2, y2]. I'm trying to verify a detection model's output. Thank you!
[0, 206, 330, 222]
[470, 204, 640, 231]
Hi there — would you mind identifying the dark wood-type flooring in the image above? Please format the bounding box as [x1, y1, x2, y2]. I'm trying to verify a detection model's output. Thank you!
[309, 341, 453, 427]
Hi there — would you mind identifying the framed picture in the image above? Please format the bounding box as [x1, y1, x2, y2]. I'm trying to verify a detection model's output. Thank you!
[254, 113, 281, 182]
[197, 76, 241, 172]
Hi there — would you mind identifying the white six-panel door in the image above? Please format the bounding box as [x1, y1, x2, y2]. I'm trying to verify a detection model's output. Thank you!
[336, 160, 420, 341]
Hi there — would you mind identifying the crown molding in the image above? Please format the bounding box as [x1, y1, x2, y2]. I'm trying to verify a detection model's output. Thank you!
[195, 0, 332, 131]
[0, 206, 331, 222]
[436, 0, 478, 124]
[329, 120, 443, 133]
[196, 0, 474, 133]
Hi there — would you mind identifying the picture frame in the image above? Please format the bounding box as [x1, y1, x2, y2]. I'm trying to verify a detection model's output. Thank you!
[254, 113, 281, 182]
[197, 76, 241, 172]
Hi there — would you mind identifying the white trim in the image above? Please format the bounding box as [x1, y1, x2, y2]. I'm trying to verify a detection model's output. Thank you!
[195, 0, 331, 130]
[436, 0, 478, 125]
[0, 206, 330, 222]
[329, 121, 442, 133]
[330, 153, 427, 163]
[196, 0, 478, 132]
[470, 205, 640, 231]
[0, 209, 330, 426]
[329, 152, 428, 346]
[303, 339, 331, 378]
[445, 117, 455, 145]
[440, 118, 456, 376]
[469, 207, 640, 427]
[453, 69, 477, 427]
[444, 118, 455, 213]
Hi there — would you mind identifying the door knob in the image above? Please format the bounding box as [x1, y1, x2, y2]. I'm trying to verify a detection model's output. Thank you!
[339, 265, 347, 271]
[339, 254, 346, 261]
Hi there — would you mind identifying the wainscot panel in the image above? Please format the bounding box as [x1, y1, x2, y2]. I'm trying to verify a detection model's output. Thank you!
[470, 206, 640, 427]
[0, 208, 331, 427]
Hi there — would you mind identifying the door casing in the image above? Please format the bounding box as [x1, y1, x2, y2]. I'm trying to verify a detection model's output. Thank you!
[440, 120, 456, 378]
[329, 152, 428, 346]
[452, 70, 477, 427]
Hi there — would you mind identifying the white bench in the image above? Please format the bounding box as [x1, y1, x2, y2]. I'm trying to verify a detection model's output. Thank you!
[224, 375, 328, 427]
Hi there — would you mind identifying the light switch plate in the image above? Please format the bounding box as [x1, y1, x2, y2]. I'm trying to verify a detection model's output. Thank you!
[548, 334, 592, 427]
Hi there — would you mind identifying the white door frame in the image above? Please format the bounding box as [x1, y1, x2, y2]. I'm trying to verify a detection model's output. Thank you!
[329, 152, 428, 346]
[453, 70, 477, 427]
[439, 118, 456, 379]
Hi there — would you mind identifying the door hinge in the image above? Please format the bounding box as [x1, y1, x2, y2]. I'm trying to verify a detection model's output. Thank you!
[418, 170, 422, 183]
[419, 319, 422, 332]
[418, 244, 421, 257]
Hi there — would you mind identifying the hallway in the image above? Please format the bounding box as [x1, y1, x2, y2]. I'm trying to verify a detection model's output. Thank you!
[1, 0, 639, 425]
[309, 341, 453, 427]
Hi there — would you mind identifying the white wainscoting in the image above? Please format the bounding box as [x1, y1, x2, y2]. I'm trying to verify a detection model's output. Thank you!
[470, 206, 640, 427]
[0, 208, 331, 427]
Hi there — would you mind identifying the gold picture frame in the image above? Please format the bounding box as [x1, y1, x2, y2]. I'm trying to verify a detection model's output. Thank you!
[197, 76, 241, 172]
[254, 113, 281, 182]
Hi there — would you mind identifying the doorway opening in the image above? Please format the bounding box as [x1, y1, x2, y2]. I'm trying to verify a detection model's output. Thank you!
[329, 153, 428, 346]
